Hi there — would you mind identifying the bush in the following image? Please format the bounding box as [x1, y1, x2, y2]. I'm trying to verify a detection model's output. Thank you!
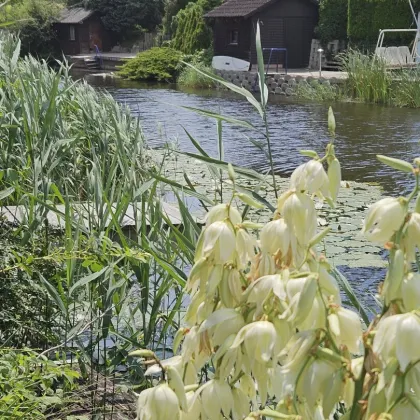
[177, 62, 217, 88]
[118, 47, 183, 81]
[316, 0, 348, 45]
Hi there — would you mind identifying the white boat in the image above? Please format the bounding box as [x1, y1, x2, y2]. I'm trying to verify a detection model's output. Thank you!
[212, 56, 250, 72]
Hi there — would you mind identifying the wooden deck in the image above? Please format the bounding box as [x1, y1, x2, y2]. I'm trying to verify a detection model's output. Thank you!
[0, 201, 202, 229]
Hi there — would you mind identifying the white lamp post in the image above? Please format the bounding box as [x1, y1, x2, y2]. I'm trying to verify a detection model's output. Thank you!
[317, 48, 324, 78]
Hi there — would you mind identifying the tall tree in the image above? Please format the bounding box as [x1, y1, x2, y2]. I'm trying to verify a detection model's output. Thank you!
[88, 0, 164, 39]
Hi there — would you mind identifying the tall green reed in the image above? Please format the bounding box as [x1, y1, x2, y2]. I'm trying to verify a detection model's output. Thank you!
[339, 49, 392, 104]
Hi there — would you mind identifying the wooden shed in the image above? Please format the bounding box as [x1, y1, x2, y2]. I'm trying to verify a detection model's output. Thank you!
[205, 0, 319, 69]
[55, 8, 113, 55]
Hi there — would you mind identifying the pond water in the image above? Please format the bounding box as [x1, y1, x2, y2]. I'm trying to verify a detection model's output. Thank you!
[88, 76, 420, 197]
[85, 75, 420, 313]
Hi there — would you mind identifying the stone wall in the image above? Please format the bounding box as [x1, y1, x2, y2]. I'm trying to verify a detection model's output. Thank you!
[214, 70, 344, 97]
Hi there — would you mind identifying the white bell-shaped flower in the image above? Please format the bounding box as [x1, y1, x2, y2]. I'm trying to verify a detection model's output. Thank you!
[181, 391, 203, 420]
[296, 358, 341, 418]
[137, 383, 180, 420]
[328, 157, 342, 202]
[259, 218, 296, 258]
[328, 307, 363, 354]
[232, 321, 279, 364]
[362, 197, 406, 244]
[203, 220, 236, 263]
[282, 192, 317, 246]
[206, 203, 242, 226]
[244, 274, 286, 318]
[373, 313, 420, 371]
[390, 400, 420, 419]
[232, 388, 251, 420]
[290, 160, 330, 197]
[199, 379, 233, 420]
[236, 228, 256, 268]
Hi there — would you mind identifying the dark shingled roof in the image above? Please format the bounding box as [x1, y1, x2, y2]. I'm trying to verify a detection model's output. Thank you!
[58, 7, 95, 24]
[204, 0, 318, 19]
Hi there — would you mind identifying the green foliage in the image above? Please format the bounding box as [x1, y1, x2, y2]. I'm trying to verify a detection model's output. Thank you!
[393, 69, 420, 108]
[88, 0, 164, 38]
[118, 47, 183, 81]
[0, 0, 63, 56]
[316, 0, 348, 45]
[348, 0, 420, 45]
[177, 61, 217, 88]
[0, 349, 80, 419]
[339, 49, 392, 104]
[171, 0, 221, 54]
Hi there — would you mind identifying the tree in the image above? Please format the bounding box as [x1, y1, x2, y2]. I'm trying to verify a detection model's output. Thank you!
[315, 0, 348, 45]
[88, 0, 164, 39]
[0, 0, 63, 56]
[171, 0, 222, 54]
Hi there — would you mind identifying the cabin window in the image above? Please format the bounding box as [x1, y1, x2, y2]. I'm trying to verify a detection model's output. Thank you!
[230, 30, 239, 45]
[69, 25, 76, 41]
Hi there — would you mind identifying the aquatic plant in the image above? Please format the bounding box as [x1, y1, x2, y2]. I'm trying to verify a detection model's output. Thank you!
[295, 79, 343, 102]
[339, 49, 392, 104]
[393, 69, 420, 108]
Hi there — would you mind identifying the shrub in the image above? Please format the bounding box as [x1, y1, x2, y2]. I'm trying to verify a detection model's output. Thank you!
[118, 47, 183, 81]
[316, 0, 348, 45]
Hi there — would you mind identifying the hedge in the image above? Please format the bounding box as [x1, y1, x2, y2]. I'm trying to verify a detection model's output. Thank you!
[348, 0, 420, 45]
[316, 0, 348, 44]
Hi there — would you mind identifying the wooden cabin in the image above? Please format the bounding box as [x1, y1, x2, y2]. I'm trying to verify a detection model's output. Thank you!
[55, 8, 113, 55]
[205, 0, 319, 69]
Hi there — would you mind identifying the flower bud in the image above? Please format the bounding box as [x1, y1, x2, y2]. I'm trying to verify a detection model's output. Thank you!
[402, 272, 420, 311]
[282, 192, 317, 246]
[328, 107, 336, 134]
[167, 365, 187, 411]
[402, 212, 420, 262]
[362, 197, 406, 244]
[236, 228, 256, 268]
[328, 158, 341, 202]
[383, 249, 405, 304]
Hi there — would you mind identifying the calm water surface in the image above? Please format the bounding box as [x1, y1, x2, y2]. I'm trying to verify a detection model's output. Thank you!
[85, 75, 420, 311]
[88, 76, 420, 196]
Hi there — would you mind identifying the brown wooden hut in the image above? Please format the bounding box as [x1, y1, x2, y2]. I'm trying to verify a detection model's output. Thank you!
[55, 8, 113, 55]
[205, 0, 319, 69]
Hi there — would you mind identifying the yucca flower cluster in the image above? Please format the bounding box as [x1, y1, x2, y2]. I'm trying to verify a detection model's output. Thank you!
[134, 110, 420, 420]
